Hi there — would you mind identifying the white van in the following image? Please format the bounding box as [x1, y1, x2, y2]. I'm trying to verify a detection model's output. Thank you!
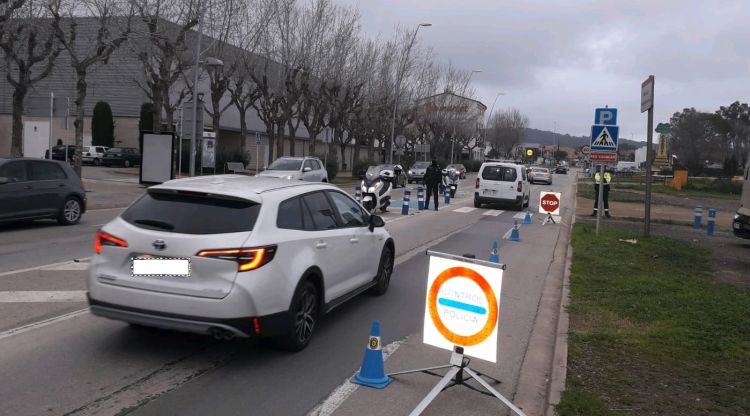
[474, 162, 530, 210]
[732, 151, 750, 239]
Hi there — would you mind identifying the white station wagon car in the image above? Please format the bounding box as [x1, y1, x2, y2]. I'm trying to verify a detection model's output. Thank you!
[474, 162, 531, 210]
[88, 176, 394, 351]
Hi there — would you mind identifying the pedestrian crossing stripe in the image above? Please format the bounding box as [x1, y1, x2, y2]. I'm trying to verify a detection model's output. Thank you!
[513, 212, 531, 219]
[452, 207, 477, 213]
[482, 210, 504, 216]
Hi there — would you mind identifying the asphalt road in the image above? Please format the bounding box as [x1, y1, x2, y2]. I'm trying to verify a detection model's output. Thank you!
[0, 171, 575, 416]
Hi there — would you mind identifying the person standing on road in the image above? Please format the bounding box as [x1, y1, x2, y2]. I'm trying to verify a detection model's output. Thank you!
[592, 166, 612, 218]
[423, 160, 441, 211]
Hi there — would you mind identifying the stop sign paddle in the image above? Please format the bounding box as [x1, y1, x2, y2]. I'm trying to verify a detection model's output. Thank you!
[539, 192, 561, 215]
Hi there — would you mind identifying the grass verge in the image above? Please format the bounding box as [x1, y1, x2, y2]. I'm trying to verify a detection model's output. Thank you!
[614, 182, 740, 200]
[556, 224, 750, 415]
[577, 184, 645, 203]
[330, 177, 361, 186]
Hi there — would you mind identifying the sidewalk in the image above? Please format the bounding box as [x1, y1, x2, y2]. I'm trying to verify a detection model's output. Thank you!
[576, 196, 737, 226]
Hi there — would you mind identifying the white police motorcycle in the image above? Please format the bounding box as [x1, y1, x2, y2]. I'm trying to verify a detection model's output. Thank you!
[361, 165, 395, 213]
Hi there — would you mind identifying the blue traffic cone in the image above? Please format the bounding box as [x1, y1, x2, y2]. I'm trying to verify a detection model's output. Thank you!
[508, 220, 521, 242]
[523, 210, 532, 224]
[489, 241, 500, 263]
[352, 321, 393, 389]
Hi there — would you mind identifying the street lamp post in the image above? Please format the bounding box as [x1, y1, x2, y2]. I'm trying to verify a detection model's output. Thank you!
[451, 69, 481, 164]
[484, 92, 505, 161]
[389, 22, 431, 164]
[189, 6, 204, 177]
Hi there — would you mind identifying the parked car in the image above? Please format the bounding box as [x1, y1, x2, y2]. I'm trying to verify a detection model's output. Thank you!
[447, 163, 467, 179]
[103, 147, 141, 167]
[87, 176, 394, 351]
[377, 164, 407, 188]
[82, 146, 109, 166]
[529, 167, 553, 184]
[45, 145, 78, 163]
[408, 161, 430, 184]
[257, 157, 328, 182]
[554, 165, 568, 174]
[474, 161, 530, 210]
[0, 158, 86, 225]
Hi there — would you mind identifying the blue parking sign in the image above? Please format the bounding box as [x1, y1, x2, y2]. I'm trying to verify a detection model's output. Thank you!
[595, 108, 617, 125]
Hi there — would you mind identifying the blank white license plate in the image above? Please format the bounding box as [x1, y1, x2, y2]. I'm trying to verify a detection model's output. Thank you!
[132, 257, 190, 277]
[483, 189, 497, 195]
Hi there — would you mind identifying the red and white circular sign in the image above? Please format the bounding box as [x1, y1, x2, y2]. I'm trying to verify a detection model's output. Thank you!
[539, 192, 561, 215]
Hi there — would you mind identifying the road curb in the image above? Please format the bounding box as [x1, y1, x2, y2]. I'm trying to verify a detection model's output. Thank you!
[545, 193, 575, 416]
[513, 188, 575, 415]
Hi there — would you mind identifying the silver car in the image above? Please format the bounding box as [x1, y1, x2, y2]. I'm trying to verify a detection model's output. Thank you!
[408, 161, 430, 184]
[528, 167, 552, 185]
[258, 157, 328, 182]
[88, 176, 393, 351]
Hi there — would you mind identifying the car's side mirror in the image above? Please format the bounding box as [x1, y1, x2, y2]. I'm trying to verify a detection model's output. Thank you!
[369, 215, 385, 231]
[303, 167, 312, 172]
[0, 177, 8, 185]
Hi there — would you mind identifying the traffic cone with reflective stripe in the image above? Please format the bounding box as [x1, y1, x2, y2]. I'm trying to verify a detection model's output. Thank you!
[523, 210, 532, 224]
[489, 241, 500, 263]
[508, 220, 521, 242]
[352, 321, 393, 389]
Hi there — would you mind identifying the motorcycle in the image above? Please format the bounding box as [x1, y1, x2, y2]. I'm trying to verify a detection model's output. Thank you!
[446, 169, 460, 198]
[361, 165, 394, 213]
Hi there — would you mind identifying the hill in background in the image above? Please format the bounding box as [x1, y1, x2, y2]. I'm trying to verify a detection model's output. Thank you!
[525, 127, 644, 150]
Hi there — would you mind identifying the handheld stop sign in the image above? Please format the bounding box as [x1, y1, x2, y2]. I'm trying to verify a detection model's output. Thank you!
[539, 191, 561, 215]
[423, 252, 503, 363]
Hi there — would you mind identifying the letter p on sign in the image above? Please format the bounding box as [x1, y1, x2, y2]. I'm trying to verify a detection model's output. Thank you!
[595, 108, 617, 126]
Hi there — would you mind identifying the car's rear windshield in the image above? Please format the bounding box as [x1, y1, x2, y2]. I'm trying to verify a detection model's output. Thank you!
[268, 159, 302, 171]
[482, 165, 517, 182]
[121, 191, 260, 234]
[531, 168, 549, 172]
[413, 162, 429, 168]
[108, 148, 123, 153]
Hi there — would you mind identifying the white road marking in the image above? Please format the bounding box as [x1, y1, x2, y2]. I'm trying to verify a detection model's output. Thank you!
[0, 258, 92, 277]
[43, 262, 90, 271]
[513, 212, 532, 219]
[0, 308, 89, 340]
[452, 207, 477, 213]
[503, 228, 514, 240]
[483, 210, 504, 216]
[0, 290, 88, 303]
[307, 339, 404, 416]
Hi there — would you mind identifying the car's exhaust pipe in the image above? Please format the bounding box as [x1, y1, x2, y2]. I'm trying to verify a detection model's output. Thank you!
[209, 327, 235, 341]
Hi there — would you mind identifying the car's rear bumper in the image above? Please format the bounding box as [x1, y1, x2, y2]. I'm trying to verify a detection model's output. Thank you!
[530, 178, 552, 184]
[475, 192, 523, 205]
[88, 295, 289, 338]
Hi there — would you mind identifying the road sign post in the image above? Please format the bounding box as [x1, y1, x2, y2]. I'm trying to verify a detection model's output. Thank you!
[255, 132, 261, 175]
[590, 107, 619, 236]
[642, 75, 655, 237]
[387, 251, 527, 416]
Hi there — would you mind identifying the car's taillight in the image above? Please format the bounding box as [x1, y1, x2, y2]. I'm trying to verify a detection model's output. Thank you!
[94, 231, 128, 254]
[475, 178, 480, 189]
[517, 181, 523, 192]
[197, 245, 277, 272]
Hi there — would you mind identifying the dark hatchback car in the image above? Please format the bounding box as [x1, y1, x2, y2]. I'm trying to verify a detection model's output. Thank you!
[45, 145, 79, 162]
[103, 147, 141, 167]
[0, 158, 86, 225]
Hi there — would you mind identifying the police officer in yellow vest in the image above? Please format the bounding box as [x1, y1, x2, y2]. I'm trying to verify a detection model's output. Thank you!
[592, 167, 612, 218]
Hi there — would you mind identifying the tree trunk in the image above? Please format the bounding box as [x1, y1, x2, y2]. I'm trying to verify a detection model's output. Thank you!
[10, 87, 27, 158]
[287, 119, 297, 157]
[73, 69, 88, 177]
[276, 123, 285, 158]
[238, 109, 247, 157]
[152, 86, 163, 131]
[266, 126, 275, 166]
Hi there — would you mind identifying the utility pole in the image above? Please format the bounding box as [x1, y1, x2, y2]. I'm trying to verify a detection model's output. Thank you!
[641, 75, 655, 237]
[189, 3, 204, 177]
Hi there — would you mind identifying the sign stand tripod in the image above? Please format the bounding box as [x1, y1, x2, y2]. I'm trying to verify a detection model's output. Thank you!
[541, 212, 557, 226]
[389, 346, 528, 416]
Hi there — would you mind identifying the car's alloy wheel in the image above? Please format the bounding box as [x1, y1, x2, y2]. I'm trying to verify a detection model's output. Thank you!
[277, 280, 319, 351]
[58, 198, 82, 225]
[369, 245, 393, 296]
[93, 158, 101, 166]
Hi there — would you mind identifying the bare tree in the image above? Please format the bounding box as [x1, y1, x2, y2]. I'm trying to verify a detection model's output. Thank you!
[130, 0, 199, 131]
[1, 0, 61, 157]
[49, 0, 133, 176]
[486, 108, 528, 158]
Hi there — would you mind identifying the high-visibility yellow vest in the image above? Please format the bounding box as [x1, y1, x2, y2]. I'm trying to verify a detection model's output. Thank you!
[594, 172, 611, 184]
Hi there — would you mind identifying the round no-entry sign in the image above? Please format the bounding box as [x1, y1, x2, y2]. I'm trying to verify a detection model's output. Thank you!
[423, 255, 503, 363]
[539, 191, 561, 215]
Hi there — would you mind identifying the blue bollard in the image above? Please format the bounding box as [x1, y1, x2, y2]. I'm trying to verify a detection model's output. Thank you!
[417, 184, 425, 211]
[402, 190, 411, 215]
[707, 208, 716, 236]
[694, 205, 703, 229]
[355, 185, 362, 204]
[444, 187, 450, 205]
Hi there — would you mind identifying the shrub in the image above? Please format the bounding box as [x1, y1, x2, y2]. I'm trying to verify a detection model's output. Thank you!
[216, 149, 251, 173]
[317, 152, 339, 181]
[352, 158, 379, 178]
[92, 101, 115, 147]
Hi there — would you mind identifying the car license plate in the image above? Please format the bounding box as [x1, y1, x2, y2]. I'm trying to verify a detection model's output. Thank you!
[734, 222, 741, 230]
[132, 257, 190, 277]
[483, 189, 497, 195]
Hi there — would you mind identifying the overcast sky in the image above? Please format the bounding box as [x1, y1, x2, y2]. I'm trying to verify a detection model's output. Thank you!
[334, 0, 750, 142]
